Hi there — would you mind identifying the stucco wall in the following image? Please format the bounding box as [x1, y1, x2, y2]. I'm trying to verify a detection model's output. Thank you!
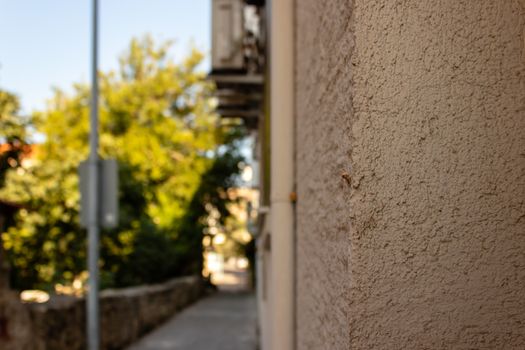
[295, 1, 525, 349]
[295, 1, 354, 348]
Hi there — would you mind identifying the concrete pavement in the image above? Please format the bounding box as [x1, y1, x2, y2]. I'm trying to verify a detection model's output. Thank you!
[126, 291, 257, 350]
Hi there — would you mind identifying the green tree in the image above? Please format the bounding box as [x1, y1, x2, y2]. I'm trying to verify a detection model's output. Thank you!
[0, 90, 26, 187]
[1, 37, 244, 290]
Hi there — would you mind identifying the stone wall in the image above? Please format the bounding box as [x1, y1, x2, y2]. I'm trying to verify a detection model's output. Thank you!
[0, 290, 33, 350]
[25, 276, 203, 350]
[295, 1, 525, 349]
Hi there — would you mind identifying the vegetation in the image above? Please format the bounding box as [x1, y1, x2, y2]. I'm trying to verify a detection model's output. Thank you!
[0, 90, 27, 187]
[0, 37, 244, 291]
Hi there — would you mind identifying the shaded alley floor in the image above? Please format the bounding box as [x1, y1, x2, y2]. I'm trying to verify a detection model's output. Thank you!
[126, 263, 257, 350]
[127, 291, 257, 350]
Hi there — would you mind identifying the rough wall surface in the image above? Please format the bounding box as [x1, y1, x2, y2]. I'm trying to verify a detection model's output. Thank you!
[294, 1, 354, 349]
[295, 0, 525, 349]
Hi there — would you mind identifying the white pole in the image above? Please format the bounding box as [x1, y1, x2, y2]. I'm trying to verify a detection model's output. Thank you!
[87, 0, 100, 349]
[269, 0, 295, 348]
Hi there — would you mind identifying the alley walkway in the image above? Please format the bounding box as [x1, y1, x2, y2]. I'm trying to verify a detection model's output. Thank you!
[126, 291, 257, 350]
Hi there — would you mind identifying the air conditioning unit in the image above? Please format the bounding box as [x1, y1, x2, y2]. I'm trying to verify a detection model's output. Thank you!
[212, 0, 245, 72]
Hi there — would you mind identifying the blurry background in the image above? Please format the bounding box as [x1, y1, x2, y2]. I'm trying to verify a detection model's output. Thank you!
[0, 0, 210, 113]
[0, 0, 257, 295]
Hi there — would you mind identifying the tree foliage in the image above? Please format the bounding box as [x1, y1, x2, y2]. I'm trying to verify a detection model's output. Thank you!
[0, 37, 244, 290]
[0, 90, 27, 187]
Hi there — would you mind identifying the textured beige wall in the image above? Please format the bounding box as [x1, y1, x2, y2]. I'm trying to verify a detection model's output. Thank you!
[295, 0, 354, 349]
[295, 1, 525, 349]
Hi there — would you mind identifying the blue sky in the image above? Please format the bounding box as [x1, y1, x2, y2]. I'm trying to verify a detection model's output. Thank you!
[0, 0, 211, 113]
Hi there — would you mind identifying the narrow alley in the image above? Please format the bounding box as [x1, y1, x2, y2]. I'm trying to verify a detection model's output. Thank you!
[127, 267, 257, 350]
[127, 292, 257, 350]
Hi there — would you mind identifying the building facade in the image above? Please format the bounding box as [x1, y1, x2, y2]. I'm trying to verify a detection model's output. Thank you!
[293, 1, 525, 349]
[294, 0, 525, 349]
[211, 0, 525, 349]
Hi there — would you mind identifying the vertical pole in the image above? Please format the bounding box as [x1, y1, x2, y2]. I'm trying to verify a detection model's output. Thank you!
[269, 0, 295, 349]
[87, 0, 100, 349]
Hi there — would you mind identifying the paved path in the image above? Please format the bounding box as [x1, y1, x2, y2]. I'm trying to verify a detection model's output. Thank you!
[127, 292, 257, 350]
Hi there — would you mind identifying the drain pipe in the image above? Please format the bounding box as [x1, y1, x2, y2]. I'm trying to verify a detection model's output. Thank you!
[269, 0, 295, 348]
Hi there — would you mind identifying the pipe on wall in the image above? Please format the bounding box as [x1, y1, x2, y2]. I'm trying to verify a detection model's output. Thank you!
[269, 0, 295, 348]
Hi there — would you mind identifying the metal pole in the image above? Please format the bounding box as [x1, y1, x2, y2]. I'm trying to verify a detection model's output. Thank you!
[87, 0, 100, 349]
